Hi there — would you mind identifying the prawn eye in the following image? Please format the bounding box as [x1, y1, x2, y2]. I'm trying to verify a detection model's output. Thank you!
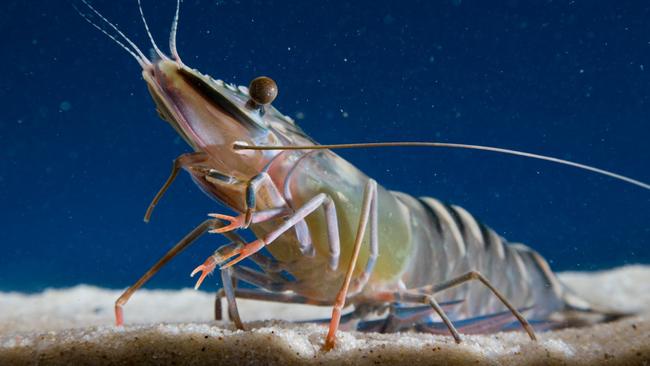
[248, 76, 278, 106]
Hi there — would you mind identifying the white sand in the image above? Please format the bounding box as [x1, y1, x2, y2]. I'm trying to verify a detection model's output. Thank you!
[1, 265, 649, 365]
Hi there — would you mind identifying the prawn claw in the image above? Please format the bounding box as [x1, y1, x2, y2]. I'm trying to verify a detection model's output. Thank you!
[221, 239, 265, 269]
[208, 213, 245, 234]
[190, 256, 217, 290]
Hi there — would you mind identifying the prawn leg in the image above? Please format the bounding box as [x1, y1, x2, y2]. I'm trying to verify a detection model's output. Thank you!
[144, 152, 208, 222]
[212, 172, 316, 257]
[214, 286, 337, 322]
[216, 261, 333, 323]
[380, 301, 464, 333]
[208, 173, 276, 231]
[219, 178, 379, 279]
[323, 179, 378, 351]
[428, 271, 537, 340]
[218, 191, 344, 270]
[115, 218, 215, 325]
[214, 246, 291, 327]
[219, 266, 243, 329]
[208, 208, 289, 234]
[216, 287, 335, 307]
[114, 219, 249, 326]
[210, 178, 380, 351]
[359, 290, 462, 342]
[366, 269, 537, 342]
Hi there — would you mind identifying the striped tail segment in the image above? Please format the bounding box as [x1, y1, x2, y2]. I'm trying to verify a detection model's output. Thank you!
[404, 195, 629, 332]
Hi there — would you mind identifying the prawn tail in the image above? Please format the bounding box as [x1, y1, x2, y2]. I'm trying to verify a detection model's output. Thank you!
[513, 243, 632, 329]
[552, 289, 633, 328]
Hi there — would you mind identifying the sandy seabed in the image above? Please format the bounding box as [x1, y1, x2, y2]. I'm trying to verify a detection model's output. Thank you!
[1, 265, 649, 365]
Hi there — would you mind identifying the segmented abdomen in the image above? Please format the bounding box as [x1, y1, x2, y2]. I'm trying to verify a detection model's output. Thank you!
[393, 192, 568, 322]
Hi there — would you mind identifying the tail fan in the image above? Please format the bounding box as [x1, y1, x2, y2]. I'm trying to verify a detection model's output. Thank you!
[552, 289, 632, 327]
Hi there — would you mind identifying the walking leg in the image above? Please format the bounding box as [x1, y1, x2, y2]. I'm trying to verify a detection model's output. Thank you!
[322, 179, 378, 351]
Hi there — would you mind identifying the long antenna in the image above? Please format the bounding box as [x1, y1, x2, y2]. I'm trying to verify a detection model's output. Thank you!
[233, 141, 650, 191]
[138, 0, 168, 60]
[79, 0, 150, 64]
[169, 0, 182, 61]
[73, 4, 148, 68]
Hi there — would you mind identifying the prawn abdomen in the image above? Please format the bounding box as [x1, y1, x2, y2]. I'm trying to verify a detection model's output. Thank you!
[396, 192, 620, 328]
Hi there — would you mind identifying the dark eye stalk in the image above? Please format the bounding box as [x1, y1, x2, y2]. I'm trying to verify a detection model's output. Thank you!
[247, 76, 278, 114]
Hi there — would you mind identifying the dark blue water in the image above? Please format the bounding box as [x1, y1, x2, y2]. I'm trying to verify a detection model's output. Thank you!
[1, 1, 649, 292]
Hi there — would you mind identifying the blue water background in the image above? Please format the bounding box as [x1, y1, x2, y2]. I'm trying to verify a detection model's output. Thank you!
[1, 0, 649, 292]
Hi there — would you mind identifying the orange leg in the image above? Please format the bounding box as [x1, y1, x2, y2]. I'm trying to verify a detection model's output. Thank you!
[207, 208, 287, 234]
[323, 179, 377, 351]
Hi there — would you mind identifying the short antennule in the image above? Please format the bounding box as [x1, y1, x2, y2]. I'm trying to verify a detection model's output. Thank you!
[78, 0, 151, 66]
[138, 0, 168, 61]
[169, 0, 182, 61]
[74, 1, 150, 68]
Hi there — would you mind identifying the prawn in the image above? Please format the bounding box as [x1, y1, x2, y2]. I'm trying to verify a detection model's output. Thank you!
[75, 0, 649, 351]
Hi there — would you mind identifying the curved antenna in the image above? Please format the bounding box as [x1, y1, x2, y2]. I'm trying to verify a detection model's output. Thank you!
[169, 0, 182, 61]
[79, 0, 150, 65]
[233, 141, 650, 191]
[138, 0, 168, 60]
[73, 4, 148, 68]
